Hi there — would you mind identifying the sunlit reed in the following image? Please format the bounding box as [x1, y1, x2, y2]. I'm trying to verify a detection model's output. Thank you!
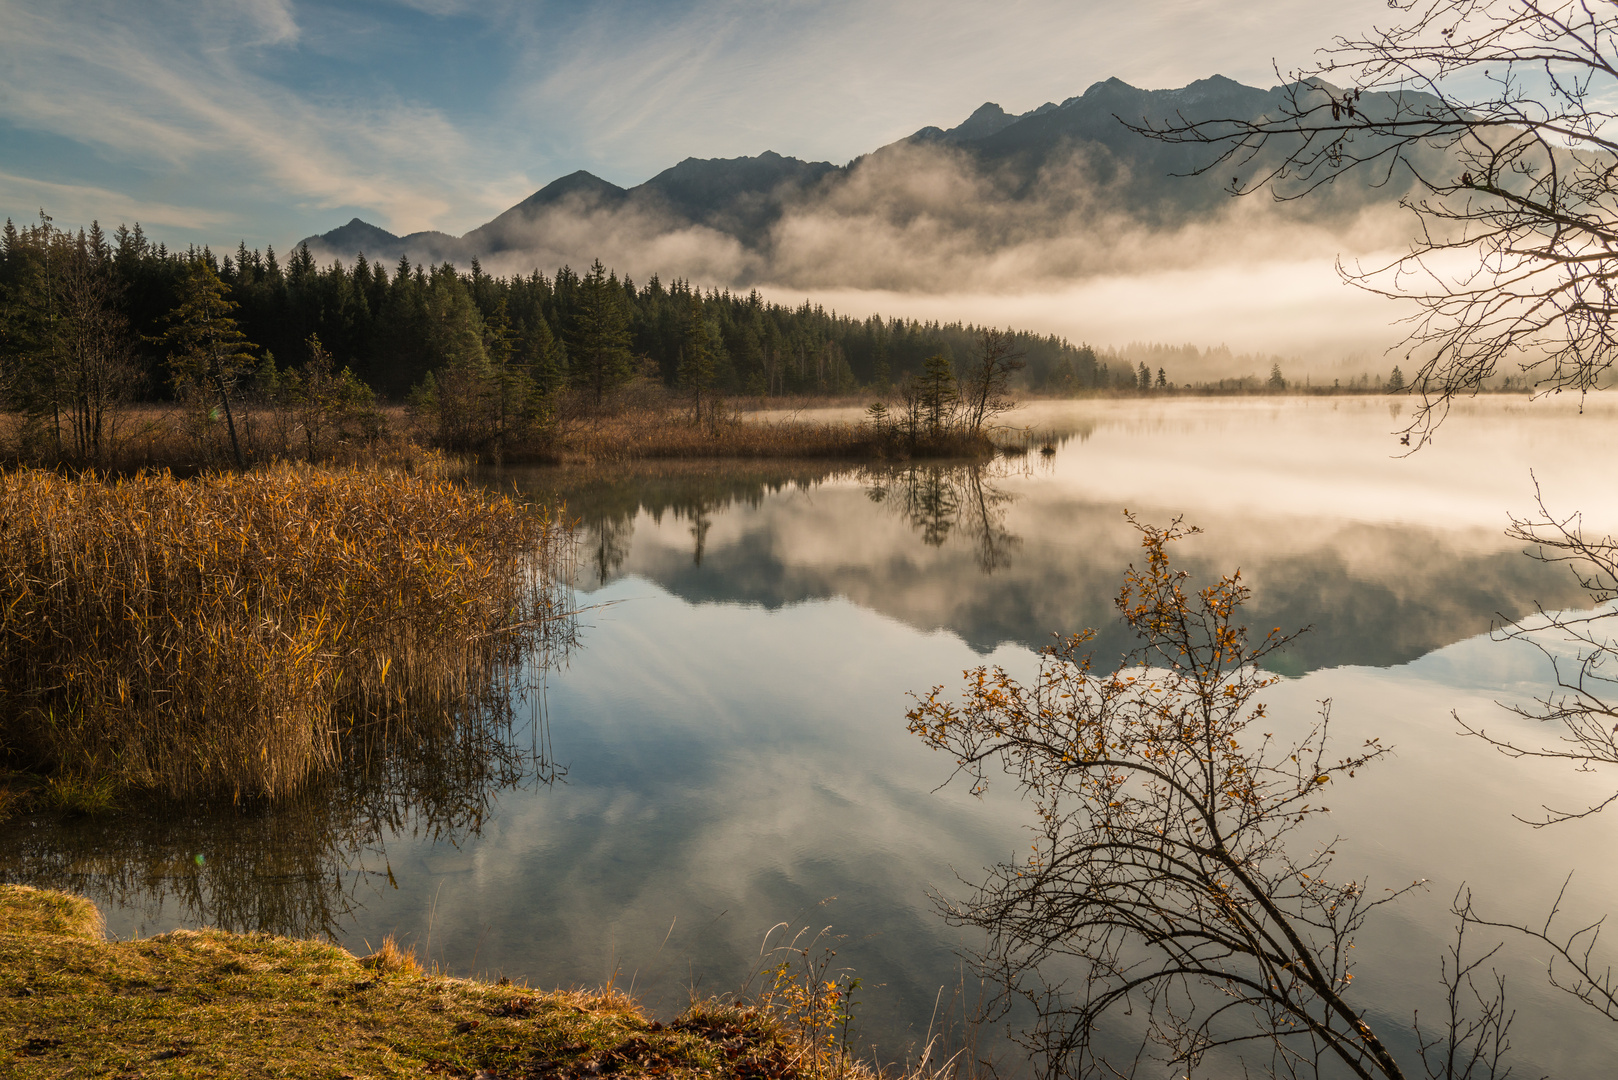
[0, 464, 571, 800]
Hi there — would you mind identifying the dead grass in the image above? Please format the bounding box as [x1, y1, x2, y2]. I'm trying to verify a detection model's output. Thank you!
[531, 408, 998, 465]
[0, 464, 571, 800]
[360, 934, 422, 977]
[1, 402, 1000, 472]
[0, 404, 434, 475]
[0, 884, 103, 939]
[0, 887, 873, 1080]
[538, 408, 880, 464]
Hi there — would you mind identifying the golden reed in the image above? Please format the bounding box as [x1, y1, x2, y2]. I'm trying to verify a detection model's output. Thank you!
[0, 465, 569, 800]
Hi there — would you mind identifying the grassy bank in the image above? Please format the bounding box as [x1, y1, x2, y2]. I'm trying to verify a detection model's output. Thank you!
[536, 408, 998, 466]
[1, 403, 1001, 471]
[0, 885, 844, 1080]
[0, 464, 572, 801]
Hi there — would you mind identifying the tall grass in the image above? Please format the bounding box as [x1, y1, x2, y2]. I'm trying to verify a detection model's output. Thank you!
[546, 407, 878, 463]
[0, 464, 571, 800]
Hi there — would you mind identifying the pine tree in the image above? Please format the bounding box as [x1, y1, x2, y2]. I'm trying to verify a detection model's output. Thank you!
[678, 295, 718, 423]
[152, 260, 258, 468]
[0, 219, 61, 452]
[568, 259, 634, 408]
[915, 353, 959, 439]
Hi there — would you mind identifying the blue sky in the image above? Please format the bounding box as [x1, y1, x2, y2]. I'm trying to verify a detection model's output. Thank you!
[0, 0, 1393, 251]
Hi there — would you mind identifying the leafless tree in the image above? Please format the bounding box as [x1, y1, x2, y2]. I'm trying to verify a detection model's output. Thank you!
[961, 329, 1026, 435]
[1453, 479, 1618, 822]
[907, 519, 1523, 1079]
[1135, 12, 1618, 1013]
[1128, 0, 1618, 444]
[53, 243, 140, 462]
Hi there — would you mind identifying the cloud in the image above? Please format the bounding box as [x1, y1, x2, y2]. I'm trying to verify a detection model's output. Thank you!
[0, 172, 235, 230]
[0, 0, 525, 237]
[2, 0, 1405, 246]
[398, 134, 1416, 358]
[493, 0, 1399, 184]
[761, 260, 1407, 364]
[236, 0, 301, 46]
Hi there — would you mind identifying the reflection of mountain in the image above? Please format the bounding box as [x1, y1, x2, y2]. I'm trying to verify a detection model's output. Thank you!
[299, 76, 1434, 288]
[498, 460, 1588, 674]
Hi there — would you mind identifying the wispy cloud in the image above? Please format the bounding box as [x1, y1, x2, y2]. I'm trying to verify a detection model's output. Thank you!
[0, 172, 235, 230]
[495, 0, 1397, 181]
[0, 0, 526, 238]
[0, 0, 1396, 251]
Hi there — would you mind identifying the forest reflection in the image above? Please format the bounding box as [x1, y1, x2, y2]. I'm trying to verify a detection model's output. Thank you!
[530, 458, 1035, 584]
[501, 455, 1592, 674]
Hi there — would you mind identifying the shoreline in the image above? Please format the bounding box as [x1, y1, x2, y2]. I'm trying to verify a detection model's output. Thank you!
[0, 885, 851, 1080]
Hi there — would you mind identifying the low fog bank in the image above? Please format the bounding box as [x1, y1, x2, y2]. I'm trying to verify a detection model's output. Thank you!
[306, 136, 1422, 369]
[452, 140, 1414, 290]
[757, 253, 1413, 385]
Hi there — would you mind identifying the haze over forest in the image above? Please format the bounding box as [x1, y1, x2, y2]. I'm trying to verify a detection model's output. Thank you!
[3, 0, 1430, 382]
[293, 74, 1433, 380]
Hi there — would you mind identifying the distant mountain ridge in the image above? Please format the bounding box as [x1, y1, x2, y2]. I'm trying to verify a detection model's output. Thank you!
[299, 74, 1429, 282]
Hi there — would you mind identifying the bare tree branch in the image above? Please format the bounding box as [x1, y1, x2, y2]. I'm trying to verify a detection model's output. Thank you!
[1126, 1, 1618, 446]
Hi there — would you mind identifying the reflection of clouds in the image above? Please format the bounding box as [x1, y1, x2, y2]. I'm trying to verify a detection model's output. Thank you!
[345, 586, 1038, 1053]
[346, 583, 1618, 1073]
[421, 399, 1618, 1066]
[562, 483, 1585, 670]
[530, 399, 1615, 672]
[1263, 655, 1618, 1077]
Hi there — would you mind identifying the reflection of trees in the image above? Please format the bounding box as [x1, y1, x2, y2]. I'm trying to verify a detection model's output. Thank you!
[566, 458, 1026, 575]
[689, 503, 713, 566]
[588, 514, 637, 583]
[1, 621, 573, 941]
[530, 463, 847, 586]
[866, 462, 1022, 573]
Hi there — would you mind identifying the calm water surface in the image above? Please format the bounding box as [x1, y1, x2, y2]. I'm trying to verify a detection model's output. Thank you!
[9, 396, 1618, 1076]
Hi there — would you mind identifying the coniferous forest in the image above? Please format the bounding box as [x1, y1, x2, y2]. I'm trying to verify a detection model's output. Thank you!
[0, 213, 1111, 424]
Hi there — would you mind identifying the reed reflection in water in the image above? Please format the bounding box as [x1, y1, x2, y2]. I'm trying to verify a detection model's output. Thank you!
[0, 584, 577, 943]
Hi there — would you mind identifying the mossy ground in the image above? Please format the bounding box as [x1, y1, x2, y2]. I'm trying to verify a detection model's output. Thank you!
[0, 886, 816, 1080]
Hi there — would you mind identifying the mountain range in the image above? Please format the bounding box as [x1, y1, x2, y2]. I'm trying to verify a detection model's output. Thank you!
[300, 75, 1429, 289]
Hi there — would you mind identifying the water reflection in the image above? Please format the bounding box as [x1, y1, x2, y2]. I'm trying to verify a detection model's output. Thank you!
[10, 399, 1618, 1074]
[0, 646, 565, 941]
[510, 453, 1588, 675]
[865, 463, 1023, 572]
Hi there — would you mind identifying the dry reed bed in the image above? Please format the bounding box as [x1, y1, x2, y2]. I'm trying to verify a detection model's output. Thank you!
[0, 465, 569, 800]
[549, 410, 877, 463]
[546, 409, 997, 464]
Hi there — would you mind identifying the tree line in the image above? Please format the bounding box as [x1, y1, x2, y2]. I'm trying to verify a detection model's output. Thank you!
[0, 211, 1120, 437]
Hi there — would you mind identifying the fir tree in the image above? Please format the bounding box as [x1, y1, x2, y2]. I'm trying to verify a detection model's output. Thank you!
[568, 259, 633, 408]
[152, 260, 258, 468]
[915, 353, 958, 439]
[678, 295, 718, 423]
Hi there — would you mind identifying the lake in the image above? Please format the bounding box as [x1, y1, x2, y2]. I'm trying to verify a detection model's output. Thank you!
[8, 395, 1618, 1076]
